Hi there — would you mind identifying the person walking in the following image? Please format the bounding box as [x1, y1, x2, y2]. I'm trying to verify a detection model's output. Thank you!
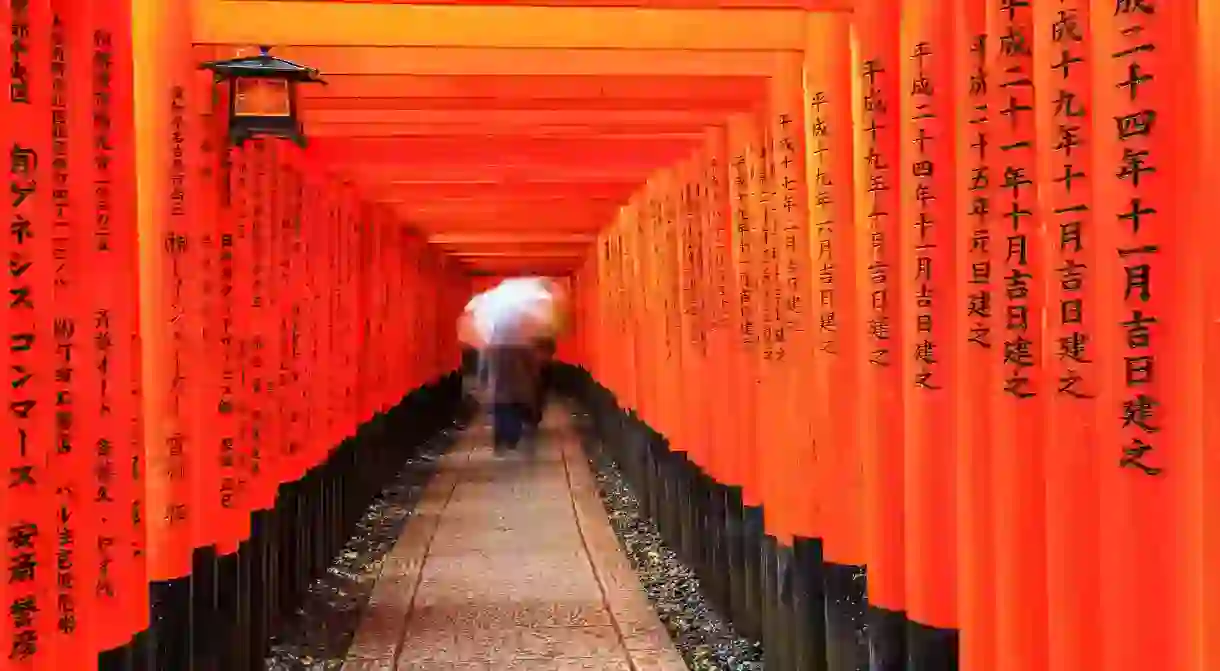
[457, 295, 491, 427]
[526, 277, 568, 436]
[528, 334, 556, 434]
[483, 341, 543, 454]
[459, 276, 561, 454]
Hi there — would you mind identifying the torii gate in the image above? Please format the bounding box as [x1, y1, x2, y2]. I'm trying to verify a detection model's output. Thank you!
[0, 0, 1212, 669]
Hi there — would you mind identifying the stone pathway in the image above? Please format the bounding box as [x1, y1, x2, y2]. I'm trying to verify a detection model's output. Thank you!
[342, 411, 688, 670]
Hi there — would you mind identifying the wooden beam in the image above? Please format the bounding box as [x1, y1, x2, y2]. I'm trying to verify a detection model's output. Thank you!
[456, 256, 583, 265]
[458, 254, 578, 263]
[197, 46, 787, 76]
[429, 233, 596, 244]
[308, 136, 698, 165]
[457, 258, 583, 271]
[380, 194, 626, 207]
[399, 200, 619, 216]
[337, 164, 663, 181]
[301, 108, 734, 126]
[296, 74, 768, 101]
[417, 231, 597, 241]
[374, 201, 613, 217]
[383, 199, 624, 214]
[257, 0, 840, 9]
[303, 96, 753, 112]
[398, 198, 619, 213]
[399, 212, 611, 230]
[449, 250, 588, 258]
[462, 266, 582, 275]
[311, 135, 696, 152]
[379, 182, 635, 201]
[326, 159, 684, 178]
[191, 0, 812, 50]
[305, 122, 711, 139]
[452, 260, 585, 274]
[441, 245, 591, 258]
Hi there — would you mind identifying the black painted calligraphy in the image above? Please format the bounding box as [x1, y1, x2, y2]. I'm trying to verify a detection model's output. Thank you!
[861, 58, 893, 367]
[809, 92, 837, 355]
[732, 152, 756, 348]
[775, 112, 803, 361]
[909, 41, 942, 390]
[1112, 2, 1163, 476]
[8, 0, 42, 659]
[1047, 3, 1096, 403]
[997, 0, 1041, 400]
[966, 33, 994, 352]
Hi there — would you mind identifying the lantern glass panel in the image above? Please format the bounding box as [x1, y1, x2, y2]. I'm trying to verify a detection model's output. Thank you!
[233, 77, 291, 118]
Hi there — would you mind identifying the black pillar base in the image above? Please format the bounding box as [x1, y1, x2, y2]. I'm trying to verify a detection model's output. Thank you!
[190, 545, 220, 671]
[906, 619, 959, 671]
[792, 535, 829, 671]
[95, 372, 463, 671]
[700, 474, 730, 614]
[99, 562, 200, 671]
[675, 452, 696, 566]
[97, 643, 128, 671]
[249, 508, 274, 666]
[148, 574, 193, 671]
[866, 604, 907, 671]
[275, 480, 303, 622]
[740, 504, 765, 643]
[211, 546, 242, 669]
[97, 634, 142, 671]
[130, 630, 153, 671]
[824, 561, 869, 671]
[762, 536, 797, 670]
[652, 438, 673, 548]
[235, 537, 255, 670]
[566, 363, 890, 666]
[723, 484, 747, 639]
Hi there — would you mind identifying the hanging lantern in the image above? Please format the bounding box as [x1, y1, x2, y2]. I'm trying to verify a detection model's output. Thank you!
[199, 45, 325, 147]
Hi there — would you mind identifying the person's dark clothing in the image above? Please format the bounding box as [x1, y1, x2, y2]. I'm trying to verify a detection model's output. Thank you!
[460, 346, 479, 377]
[483, 344, 542, 406]
[458, 346, 480, 425]
[537, 336, 557, 359]
[492, 403, 532, 452]
[530, 336, 557, 429]
[482, 344, 542, 449]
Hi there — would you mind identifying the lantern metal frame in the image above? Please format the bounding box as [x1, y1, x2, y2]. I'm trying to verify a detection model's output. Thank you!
[199, 45, 326, 148]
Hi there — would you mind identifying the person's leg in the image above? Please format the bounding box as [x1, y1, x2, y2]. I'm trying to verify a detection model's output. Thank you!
[524, 358, 547, 449]
[512, 403, 539, 454]
[460, 346, 476, 376]
[458, 346, 477, 427]
[476, 348, 491, 392]
[491, 404, 513, 454]
[536, 360, 551, 421]
[530, 404, 543, 433]
[501, 403, 526, 450]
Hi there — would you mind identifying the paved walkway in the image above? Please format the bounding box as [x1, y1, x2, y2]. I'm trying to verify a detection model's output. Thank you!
[341, 410, 688, 670]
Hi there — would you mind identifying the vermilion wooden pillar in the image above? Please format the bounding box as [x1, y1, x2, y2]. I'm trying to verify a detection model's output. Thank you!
[2, 1, 57, 668]
[1093, 4, 1202, 671]
[949, 2, 997, 669]
[1201, 5, 1219, 671]
[850, 0, 907, 665]
[1031, 3, 1102, 671]
[91, 0, 148, 657]
[899, 0, 960, 665]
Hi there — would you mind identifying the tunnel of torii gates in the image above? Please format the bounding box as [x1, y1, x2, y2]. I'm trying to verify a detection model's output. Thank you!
[0, 0, 1217, 670]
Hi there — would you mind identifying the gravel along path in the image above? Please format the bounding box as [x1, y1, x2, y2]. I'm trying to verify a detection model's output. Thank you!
[265, 430, 456, 671]
[584, 445, 766, 671]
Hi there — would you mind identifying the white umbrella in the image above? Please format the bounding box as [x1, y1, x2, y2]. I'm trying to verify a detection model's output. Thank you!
[460, 277, 557, 347]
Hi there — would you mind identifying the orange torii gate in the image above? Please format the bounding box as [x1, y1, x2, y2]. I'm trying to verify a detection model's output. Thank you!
[0, 0, 1216, 670]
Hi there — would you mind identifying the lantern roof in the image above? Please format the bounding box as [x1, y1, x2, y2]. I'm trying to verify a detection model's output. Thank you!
[200, 46, 326, 84]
